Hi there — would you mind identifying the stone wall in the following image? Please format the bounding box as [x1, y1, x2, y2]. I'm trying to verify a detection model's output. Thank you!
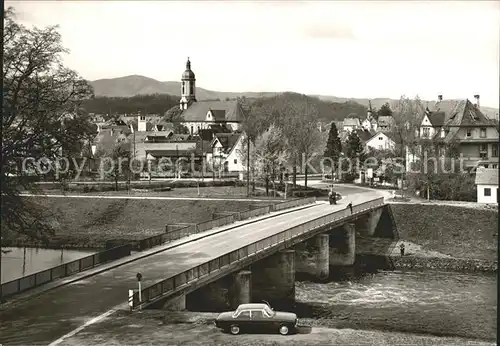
[389, 256, 497, 273]
[358, 254, 497, 273]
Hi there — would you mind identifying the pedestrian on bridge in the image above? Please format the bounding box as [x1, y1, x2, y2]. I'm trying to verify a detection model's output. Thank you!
[346, 202, 353, 214]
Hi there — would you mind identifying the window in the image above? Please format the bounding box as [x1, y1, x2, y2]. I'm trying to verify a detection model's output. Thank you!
[484, 188, 491, 197]
[466, 129, 472, 137]
[378, 137, 383, 140]
[234, 159, 237, 164]
[492, 145, 498, 157]
[190, 126, 193, 134]
[480, 152, 488, 159]
[422, 127, 430, 138]
[235, 310, 250, 319]
[189, 83, 194, 95]
[251, 310, 264, 318]
[140, 116, 145, 121]
[182, 83, 185, 95]
[480, 144, 487, 152]
[480, 128, 486, 138]
[493, 164, 498, 169]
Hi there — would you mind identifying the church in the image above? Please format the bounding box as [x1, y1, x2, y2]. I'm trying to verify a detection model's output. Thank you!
[173, 58, 243, 135]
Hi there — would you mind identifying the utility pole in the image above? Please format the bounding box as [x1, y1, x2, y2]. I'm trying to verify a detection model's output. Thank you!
[246, 134, 250, 197]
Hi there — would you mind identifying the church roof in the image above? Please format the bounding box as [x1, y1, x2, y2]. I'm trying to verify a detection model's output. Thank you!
[181, 100, 244, 122]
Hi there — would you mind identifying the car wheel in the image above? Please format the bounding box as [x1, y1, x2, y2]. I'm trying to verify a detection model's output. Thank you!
[230, 325, 240, 335]
[279, 325, 289, 335]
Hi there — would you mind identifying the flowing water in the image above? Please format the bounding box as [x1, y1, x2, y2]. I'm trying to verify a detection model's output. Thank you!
[295, 269, 497, 341]
[1, 247, 98, 283]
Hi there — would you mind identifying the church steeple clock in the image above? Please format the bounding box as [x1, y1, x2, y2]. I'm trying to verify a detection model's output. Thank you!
[180, 57, 196, 110]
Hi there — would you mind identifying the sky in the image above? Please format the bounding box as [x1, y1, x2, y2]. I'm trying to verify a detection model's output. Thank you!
[6, 1, 500, 108]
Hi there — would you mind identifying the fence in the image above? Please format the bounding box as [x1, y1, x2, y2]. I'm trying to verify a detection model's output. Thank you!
[1, 244, 132, 298]
[131, 197, 385, 309]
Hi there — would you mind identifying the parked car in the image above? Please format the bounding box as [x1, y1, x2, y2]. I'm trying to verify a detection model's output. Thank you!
[214, 303, 298, 335]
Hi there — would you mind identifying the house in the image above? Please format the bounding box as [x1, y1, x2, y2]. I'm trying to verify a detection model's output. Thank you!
[365, 131, 396, 151]
[410, 95, 499, 170]
[377, 116, 395, 133]
[340, 128, 375, 145]
[342, 117, 361, 132]
[475, 167, 498, 203]
[169, 58, 243, 135]
[206, 132, 245, 175]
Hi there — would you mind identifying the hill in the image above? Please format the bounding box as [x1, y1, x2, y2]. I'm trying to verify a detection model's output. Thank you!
[89, 75, 499, 120]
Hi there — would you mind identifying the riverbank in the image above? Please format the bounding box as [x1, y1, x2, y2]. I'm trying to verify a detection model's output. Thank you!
[55, 310, 496, 346]
[390, 204, 497, 261]
[2, 196, 270, 248]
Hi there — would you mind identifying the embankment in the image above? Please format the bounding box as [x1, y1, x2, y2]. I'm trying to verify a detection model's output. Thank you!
[356, 204, 498, 273]
[3, 197, 270, 248]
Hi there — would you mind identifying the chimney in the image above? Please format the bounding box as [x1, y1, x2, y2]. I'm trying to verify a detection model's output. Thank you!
[437, 95, 443, 102]
[474, 94, 480, 108]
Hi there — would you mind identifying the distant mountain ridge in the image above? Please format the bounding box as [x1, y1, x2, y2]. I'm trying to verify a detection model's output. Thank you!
[90, 75, 499, 120]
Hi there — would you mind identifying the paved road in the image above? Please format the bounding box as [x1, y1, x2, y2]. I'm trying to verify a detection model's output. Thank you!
[0, 191, 381, 345]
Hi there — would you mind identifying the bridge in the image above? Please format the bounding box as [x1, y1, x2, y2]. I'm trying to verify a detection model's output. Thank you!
[0, 191, 397, 345]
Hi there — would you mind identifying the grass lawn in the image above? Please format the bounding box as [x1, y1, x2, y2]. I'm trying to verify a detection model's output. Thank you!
[42, 186, 284, 200]
[391, 204, 498, 261]
[4, 197, 271, 248]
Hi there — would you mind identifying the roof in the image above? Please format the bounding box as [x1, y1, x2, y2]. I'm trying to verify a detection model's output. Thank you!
[426, 112, 446, 126]
[235, 303, 270, 310]
[169, 134, 192, 141]
[475, 168, 498, 186]
[146, 139, 213, 157]
[210, 109, 226, 122]
[339, 129, 374, 143]
[440, 99, 496, 142]
[343, 118, 361, 127]
[212, 133, 241, 152]
[180, 100, 244, 122]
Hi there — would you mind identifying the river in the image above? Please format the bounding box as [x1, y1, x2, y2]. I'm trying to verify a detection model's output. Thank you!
[294, 269, 497, 341]
[1, 247, 98, 283]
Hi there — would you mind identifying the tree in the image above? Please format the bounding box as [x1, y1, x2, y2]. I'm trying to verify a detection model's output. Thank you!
[2, 8, 95, 242]
[377, 102, 393, 118]
[279, 97, 322, 189]
[323, 122, 342, 180]
[342, 131, 364, 181]
[253, 125, 289, 196]
[238, 96, 268, 195]
[96, 141, 132, 191]
[391, 95, 425, 158]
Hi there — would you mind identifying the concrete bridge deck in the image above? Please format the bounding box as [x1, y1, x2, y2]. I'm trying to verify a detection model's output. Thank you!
[0, 192, 383, 346]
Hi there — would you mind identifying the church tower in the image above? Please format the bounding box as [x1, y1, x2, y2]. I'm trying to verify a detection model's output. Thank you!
[179, 57, 196, 110]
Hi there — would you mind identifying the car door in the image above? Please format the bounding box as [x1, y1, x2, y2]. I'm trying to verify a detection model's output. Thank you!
[235, 310, 251, 331]
[249, 309, 267, 333]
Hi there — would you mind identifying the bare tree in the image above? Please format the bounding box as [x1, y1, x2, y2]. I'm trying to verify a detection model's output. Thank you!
[391, 95, 426, 159]
[253, 125, 289, 196]
[280, 99, 322, 189]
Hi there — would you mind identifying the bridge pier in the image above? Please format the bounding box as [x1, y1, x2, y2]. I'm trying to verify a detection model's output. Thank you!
[354, 209, 383, 236]
[230, 270, 252, 309]
[185, 270, 252, 311]
[295, 233, 329, 281]
[251, 249, 295, 310]
[162, 292, 186, 311]
[329, 223, 356, 266]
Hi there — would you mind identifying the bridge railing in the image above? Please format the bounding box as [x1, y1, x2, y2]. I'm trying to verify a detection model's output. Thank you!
[132, 197, 384, 308]
[1, 244, 132, 298]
